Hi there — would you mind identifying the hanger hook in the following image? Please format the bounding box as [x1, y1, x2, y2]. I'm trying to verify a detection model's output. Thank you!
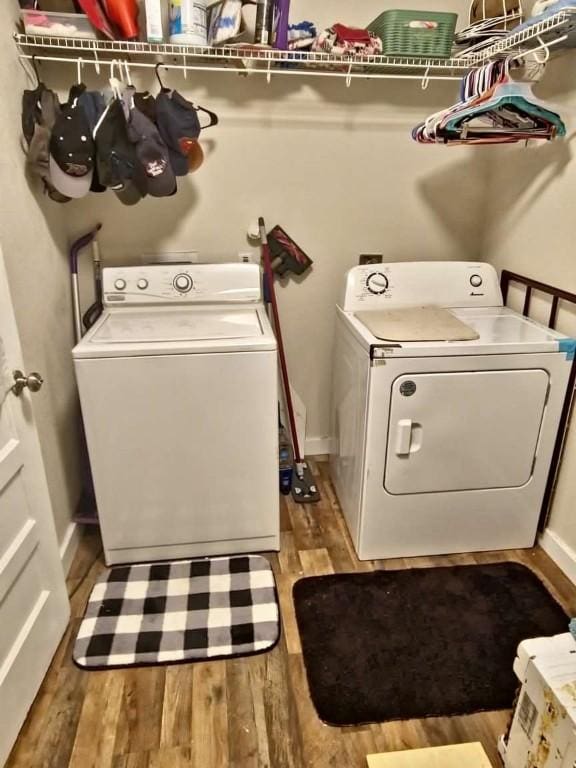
[421, 65, 431, 90]
[31, 54, 40, 86]
[345, 63, 353, 88]
[123, 60, 133, 86]
[533, 35, 550, 64]
[155, 62, 167, 90]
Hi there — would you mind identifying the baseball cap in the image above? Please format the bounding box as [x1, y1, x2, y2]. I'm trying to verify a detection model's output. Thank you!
[127, 107, 176, 197]
[94, 99, 147, 206]
[156, 90, 201, 176]
[134, 91, 157, 123]
[49, 92, 95, 199]
[22, 86, 71, 203]
[22, 83, 45, 145]
[77, 89, 107, 192]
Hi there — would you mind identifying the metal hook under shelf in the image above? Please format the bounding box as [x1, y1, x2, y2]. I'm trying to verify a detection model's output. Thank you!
[421, 66, 431, 91]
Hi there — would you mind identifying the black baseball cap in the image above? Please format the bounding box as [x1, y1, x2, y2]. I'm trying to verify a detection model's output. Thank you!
[127, 107, 177, 197]
[94, 99, 147, 206]
[49, 92, 95, 199]
[134, 91, 157, 123]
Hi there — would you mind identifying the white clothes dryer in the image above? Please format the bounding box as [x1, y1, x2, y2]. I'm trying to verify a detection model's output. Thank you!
[73, 263, 279, 565]
[330, 262, 574, 560]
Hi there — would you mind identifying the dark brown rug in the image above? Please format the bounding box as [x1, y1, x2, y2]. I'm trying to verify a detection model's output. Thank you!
[293, 562, 568, 726]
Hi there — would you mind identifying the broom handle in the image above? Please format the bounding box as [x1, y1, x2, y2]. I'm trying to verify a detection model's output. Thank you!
[259, 217, 302, 464]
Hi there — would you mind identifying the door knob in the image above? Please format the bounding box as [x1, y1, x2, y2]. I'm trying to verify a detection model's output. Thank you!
[12, 370, 44, 397]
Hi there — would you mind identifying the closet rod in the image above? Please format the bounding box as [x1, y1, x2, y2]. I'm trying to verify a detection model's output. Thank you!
[17, 54, 463, 82]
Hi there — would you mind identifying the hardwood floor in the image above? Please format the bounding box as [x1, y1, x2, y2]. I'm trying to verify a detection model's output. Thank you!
[8, 459, 576, 768]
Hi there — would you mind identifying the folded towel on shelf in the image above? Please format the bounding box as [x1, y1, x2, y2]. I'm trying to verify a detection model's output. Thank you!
[287, 20, 316, 50]
[311, 23, 383, 55]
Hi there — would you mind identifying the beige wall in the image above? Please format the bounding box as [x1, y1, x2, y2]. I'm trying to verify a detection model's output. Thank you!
[65, 0, 483, 445]
[483, 56, 576, 551]
[1, 3, 83, 544]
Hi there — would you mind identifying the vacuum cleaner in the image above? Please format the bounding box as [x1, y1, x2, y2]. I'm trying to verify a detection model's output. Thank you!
[258, 217, 320, 504]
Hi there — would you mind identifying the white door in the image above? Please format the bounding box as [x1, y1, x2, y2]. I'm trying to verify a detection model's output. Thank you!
[0, 247, 69, 766]
[385, 369, 550, 495]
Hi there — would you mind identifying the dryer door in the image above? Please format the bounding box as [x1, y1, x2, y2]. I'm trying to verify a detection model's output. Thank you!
[384, 369, 549, 495]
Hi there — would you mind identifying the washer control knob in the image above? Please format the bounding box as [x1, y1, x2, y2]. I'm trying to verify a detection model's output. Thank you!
[174, 274, 193, 293]
[114, 279, 126, 291]
[470, 274, 483, 288]
[137, 278, 149, 290]
[366, 272, 389, 295]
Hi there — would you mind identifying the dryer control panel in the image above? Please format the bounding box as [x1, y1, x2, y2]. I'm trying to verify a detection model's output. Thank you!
[103, 263, 262, 306]
[340, 261, 502, 312]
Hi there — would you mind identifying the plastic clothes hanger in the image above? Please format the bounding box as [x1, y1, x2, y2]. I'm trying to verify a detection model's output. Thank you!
[437, 57, 564, 139]
[92, 60, 122, 137]
[442, 66, 565, 138]
[155, 63, 169, 92]
[412, 55, 563, 144]
[154, 63, 219, 129]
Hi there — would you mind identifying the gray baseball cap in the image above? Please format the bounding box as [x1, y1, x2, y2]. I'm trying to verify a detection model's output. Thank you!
[23, 87, 71, 203]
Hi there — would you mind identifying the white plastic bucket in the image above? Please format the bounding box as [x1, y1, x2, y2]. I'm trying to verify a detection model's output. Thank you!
[169, 0, 208, 46]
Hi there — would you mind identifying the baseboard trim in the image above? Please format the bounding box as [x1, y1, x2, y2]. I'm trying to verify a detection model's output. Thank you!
[305, 436, 331, 456]
[59, 522, 80, 576]
[539, 528, 576, 585]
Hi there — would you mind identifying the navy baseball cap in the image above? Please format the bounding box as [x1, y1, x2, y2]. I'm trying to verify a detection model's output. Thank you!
[94, 99, 147, 205]
[156, 90, 201, 176]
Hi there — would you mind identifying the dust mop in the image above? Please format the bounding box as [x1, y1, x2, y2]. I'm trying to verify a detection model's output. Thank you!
[258, 217, 320, 503]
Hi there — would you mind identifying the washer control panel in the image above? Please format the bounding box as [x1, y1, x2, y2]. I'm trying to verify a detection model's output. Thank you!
[103, 263, 262, 306]
[341, 262, 502, 312]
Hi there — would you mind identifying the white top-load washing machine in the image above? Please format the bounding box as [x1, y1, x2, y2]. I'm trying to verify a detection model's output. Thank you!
[73, 262, 279, 565]
[331, 261, 575, 560]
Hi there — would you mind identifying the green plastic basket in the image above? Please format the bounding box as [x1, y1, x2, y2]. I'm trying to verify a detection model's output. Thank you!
[367, 9, 457, 58]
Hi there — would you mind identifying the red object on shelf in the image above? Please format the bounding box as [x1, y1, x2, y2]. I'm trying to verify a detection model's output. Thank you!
[102, 0, 139, 40]
[77, 0, 116, 40]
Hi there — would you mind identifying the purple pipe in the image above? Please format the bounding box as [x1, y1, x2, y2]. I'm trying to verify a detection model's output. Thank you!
[70, 223, 102, 275]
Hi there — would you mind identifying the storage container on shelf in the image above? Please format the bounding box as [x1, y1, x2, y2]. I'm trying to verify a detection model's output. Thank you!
[368, 10, 458, 58]
[20, 10, 97, 39]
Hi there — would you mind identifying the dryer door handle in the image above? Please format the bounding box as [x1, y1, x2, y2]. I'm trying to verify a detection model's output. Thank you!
[395, 419, 413, 456]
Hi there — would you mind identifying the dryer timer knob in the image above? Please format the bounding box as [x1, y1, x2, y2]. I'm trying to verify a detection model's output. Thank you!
[366, 272, 389, 295]
[470, 274, 483, 288]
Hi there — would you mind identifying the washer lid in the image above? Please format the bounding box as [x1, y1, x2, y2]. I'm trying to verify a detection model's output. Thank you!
[73, 305, 277, 358]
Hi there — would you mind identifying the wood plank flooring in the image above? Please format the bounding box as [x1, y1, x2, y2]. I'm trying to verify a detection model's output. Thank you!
[7, 459, 576, 768]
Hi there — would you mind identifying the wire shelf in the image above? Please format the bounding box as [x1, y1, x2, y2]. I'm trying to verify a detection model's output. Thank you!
[455, 7, 576, 60]
[13, 9, 576, 82]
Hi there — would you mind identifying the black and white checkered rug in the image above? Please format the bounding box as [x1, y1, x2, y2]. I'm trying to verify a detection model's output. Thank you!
[73, 555, 279, 669]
